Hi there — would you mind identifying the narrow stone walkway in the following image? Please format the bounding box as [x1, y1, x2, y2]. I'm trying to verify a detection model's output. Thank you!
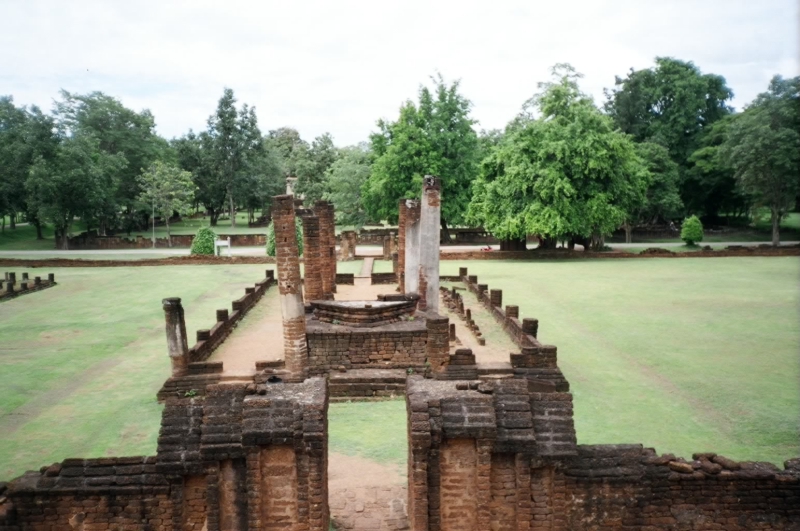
[439, 286, 518, 365]
[358, 257, 375, 278]
[206, 288, 284, 376]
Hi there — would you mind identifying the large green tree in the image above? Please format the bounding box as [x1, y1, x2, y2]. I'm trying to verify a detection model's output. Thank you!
[137, 161, 196, 245]
[604, 58, 733, 217]
[0, 98, 58, 235]
[54, 91, 166, 233]
[323, 144, 372, 228]
[173, 130, 226, 225]
[363, 75, 480, 236]
[721, 75, 800, 245]
[26, 134, 125, 248]
[205, 88, 265, 228]
[469, 65, 648, 250]
[294, 132, 338, 204]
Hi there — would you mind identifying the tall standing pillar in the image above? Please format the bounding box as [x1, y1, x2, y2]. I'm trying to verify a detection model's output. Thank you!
[397, 199, 407, 291]
[301, 214, 324, 302]
[403, 199, 421, 295]
[419, 175, 441, 313]
[273, 195, 308, 382]
[315, 200, 336, 299]
[162, 297, 189, 377]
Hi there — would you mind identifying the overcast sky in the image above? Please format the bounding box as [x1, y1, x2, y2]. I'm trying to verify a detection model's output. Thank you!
[2, 0, 797, 146]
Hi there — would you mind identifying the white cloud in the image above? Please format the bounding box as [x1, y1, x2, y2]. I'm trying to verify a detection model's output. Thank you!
[2, 0, 797, 145]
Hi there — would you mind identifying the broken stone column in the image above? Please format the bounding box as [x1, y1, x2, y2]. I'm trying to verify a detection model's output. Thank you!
[397, 199, 408, 291]
[301, 214, 324, 302]
[273, 194, 309, 382]
[382, 234, 392, 260]
[419, 176, 441, 313]
[404, 199, 421, 295]
[314, 200, 336, 298]
[162, 297, 189, 377]
[338, 230, 356, 261]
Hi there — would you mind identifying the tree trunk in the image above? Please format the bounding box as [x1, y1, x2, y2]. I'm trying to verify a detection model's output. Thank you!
[166, 216, 172, 248]
[209, 208, 218, 226]
[229, 193, 236, 228]
[440, 218, 451, 245]
[499, 237, 527, 251]
[624, 222, 632, 244]
[771, 208, 780, 247]
[34, 220, 43, 240]
[538, 236, 557, 249]
[9, 211, 15, 230]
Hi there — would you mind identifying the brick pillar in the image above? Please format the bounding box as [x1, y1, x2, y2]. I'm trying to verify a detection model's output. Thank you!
[426, 315, 450, 374]
[382, 234, 392, 260]
[217, 309, 229, 322]
[273, 194, 308, 382]
[505, 305, 519, 319]
[404, 199, 421, 295]
[301, 214, 324, 301]
[419, 176, 441, 313]
[314, 200, 336, 298]
[522, 318, 539, 338]
[397, 199, 407, 291]
[162, 297, 189, 377]
[459, 267, 467, 279]
[490, 289, 502, 308]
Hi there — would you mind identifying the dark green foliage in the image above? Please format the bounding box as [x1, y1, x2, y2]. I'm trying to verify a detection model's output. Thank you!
[680, 215, 704, 245]
[604, 58, 734, 217]
[190, 227, 217, 255]
[294, 132, 338, 205]
[323, 144, 372, 228]
[363, 74, 480, 226]
[469, 65, 648, 250]
[265, 218, 303, 257]
[721, 75, 800, 246]
[634, 142, 684, 222]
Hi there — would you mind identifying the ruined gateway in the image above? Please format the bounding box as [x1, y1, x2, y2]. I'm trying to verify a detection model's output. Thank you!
[1, 180, 798, 531]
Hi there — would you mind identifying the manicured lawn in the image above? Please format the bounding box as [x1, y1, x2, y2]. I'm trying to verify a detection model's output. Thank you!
[0, 264, 274, 479]
[336, 260, 364, 275]
[372, 260, 394, 273]
[329, 400, 407, 466]
[441, 258, 800, 465]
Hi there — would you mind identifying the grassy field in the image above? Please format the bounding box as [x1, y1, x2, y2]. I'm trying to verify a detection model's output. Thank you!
[329, 400, 407, 466]
[441, 258, 799, 465]
[0, 264, 274, 479]
[372, 260, 394, 273]
[336, 260, 364, 275]
[1, 257, 796, 481]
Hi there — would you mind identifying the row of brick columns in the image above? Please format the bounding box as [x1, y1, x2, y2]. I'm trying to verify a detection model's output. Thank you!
[273, 194, 310, 382]
[314, 200, 336, 298]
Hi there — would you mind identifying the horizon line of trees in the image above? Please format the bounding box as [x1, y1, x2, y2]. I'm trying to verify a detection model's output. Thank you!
[1, 57, 798, 248]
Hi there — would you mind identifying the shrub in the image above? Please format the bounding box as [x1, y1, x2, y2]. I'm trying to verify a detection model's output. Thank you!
[265, 218, 304, 257]
[190, 227, 217, 255]
[680, 215, 704, 246]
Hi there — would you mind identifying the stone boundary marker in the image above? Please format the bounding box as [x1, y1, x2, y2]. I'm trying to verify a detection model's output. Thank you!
[0, 271, 57, 302]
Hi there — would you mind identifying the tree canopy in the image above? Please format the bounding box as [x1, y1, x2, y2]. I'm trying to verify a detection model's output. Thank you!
[362, 74, 480, 229]
[469, 65, 648, 249]
[137, 161, 196, 243]
[323, 144, 372, 228]
[604, 57, 734, 217]
[721, 75, 800, 245]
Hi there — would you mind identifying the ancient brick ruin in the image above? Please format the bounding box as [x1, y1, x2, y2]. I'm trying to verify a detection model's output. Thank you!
[2, 181, 799, 531]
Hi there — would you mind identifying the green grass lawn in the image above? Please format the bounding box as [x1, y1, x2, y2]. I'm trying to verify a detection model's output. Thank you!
[0, 264, 274, 479]
[441, 258, 800, 465]
[1, 257, 796, 482]
[336, 260, 364, 275]
[329, 400, 407, 466]
[372, 260, 394, 273]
